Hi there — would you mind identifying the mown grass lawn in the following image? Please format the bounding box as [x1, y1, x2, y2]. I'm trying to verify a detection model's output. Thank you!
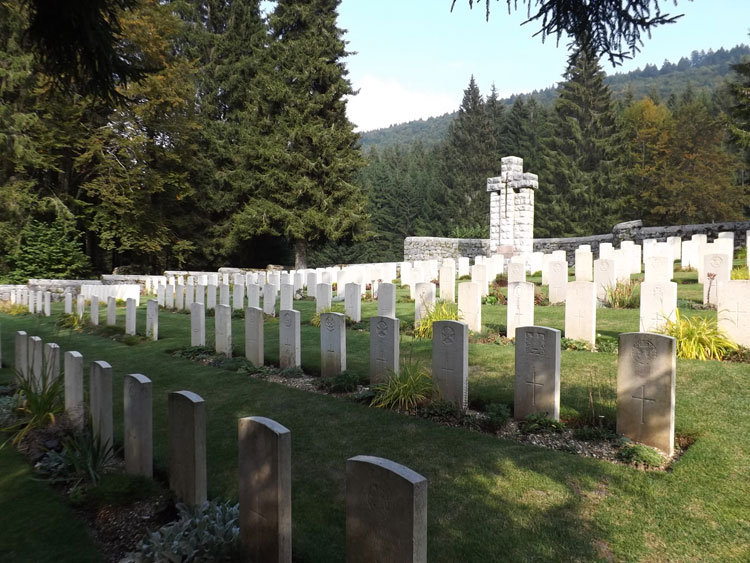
[1, 270, 748, 561]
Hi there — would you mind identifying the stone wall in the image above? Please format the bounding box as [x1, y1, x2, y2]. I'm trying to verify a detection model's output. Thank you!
[404, 220, 750, 263]
[403, 237, 491, 261]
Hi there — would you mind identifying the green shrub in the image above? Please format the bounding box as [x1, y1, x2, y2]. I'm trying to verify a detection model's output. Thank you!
[603, 280, 640, 309]
[123, 501, 240, 563]
[419, 400, 461, 422]
[616, 442, 664, 468]
[414, 300, 459, 339]
[0, 302, 29, 315]
[595, 336, 618, 353]
[2, 369, 64, 447]
[172, 346, 215, 361]
[483, 403, 511, 432]
[318, 370, 365, 393]
[730, 266, 749, 280]
[310, 305, 345, 327]
[56, 313, 87, 332]
[57, 428, 116, 486]
[533, 287, 549, 306]
[371, 362, 433, 411]
[561, 337, 595, 352]
[279, 366, 304, 379]
[659, 308, 738, 360]
[519, 413, 566, 434]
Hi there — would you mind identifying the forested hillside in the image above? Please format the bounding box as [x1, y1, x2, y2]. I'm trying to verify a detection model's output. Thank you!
[361, 44, 750, 151]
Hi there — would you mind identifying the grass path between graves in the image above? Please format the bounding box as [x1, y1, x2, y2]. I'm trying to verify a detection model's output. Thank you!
[1, 278, 749, 562]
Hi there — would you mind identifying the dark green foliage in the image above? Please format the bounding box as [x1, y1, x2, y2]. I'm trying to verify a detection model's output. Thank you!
[573, 426, 618, 441]
[519, 413, 567, 434]
[6, 218, 91, 283]
[483, 403, 511, 432]
[82, 472, 162, 507]
[318, 371, 366, 393]
[616, 441, 664, 468]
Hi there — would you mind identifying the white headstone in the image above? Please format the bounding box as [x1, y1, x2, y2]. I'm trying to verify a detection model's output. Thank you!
[316, 283, 332, 313]
[703, 253, 731, 305]
[215, 304, 232, 356]
[370, 316, 399, 383]
[245, 307, 264, 367]
[574, 248, 593, 282]
[233, 282, 245, 311]
[377, 283, 396, 318]
[320, 312, 346, 377]
[717, 280, 750, 347]
[457, 281, 481, 332]
[279, 310, 301, 369]
[564, 281, 596, 345]
[344, 283, 361, 322]
[548, 260, 567, 304]
[471, 264, 488, 297]
[146, 299, 159, 341]
[594, 258, 616, 301]
[506, 281, 535, 338]
[263, 283, 277, 316]
[414, 282, 436, 323]
[125, 298, 136, 335]
[432, 320, 469, 410]
[190, 302, 206, 346]
[280, 284, 294, 312]
[514, 326, 561, 420]
[644, 256, 673, 283]
[639, 281, 678, 332]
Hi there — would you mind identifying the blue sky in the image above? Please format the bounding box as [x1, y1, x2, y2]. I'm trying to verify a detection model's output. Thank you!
[337, 1, 750, 131]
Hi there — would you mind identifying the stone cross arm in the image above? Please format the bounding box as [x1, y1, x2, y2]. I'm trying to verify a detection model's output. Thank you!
[487, 172, 539, 192]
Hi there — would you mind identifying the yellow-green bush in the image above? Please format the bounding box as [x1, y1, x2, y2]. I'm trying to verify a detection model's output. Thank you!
[659, 309, 738, 360]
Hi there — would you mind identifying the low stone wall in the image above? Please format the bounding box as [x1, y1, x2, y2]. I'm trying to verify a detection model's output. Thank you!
[403, 237, 491, 261]
[404, 220, 750, 263]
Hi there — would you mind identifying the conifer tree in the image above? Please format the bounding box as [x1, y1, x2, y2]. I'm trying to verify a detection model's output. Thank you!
[541, 42, 625, 236]
[234, 0, 366, 269]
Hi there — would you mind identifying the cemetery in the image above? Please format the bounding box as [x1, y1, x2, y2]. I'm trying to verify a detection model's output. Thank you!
[1, 201, 749, 561]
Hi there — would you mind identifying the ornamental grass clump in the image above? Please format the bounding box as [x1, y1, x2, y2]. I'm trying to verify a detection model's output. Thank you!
[371, 361, 434, 411]
[413, 300, 459, 339]
[659, 308, 738, 360]
[603, 280, 640, 309]
[2, 369, 64, 447]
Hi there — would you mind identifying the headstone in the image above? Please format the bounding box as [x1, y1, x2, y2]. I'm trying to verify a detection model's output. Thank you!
[238, 416, 292, 563]
[439, 265, 455, 302]
[313, 283, 330, 314]
[599, 242, 614, 260]
[667, 236, 682, 261]
[344, 283, 361, 322]
[507, 262, 526, 284]
[414, 282, 435, 323]
[176, 283, 185, 311]
[681, 240, 697, 269]
[457, 256, 470, 278]
[594, 258, 616, 301]
[215, 304, 232, 356]
[124, 374, 153, 477]
[190, 302, 206, 346]
[195, 284, 205, 305]
[369, 316, 399, 384]
[639, 281, 678, 332]
[717, 280, 750, 347]
[43, 291, 51, 317]
[703, 253, 731, 305]
[645, 256, 673, 283]
[90, 361, 113, 449]
[247, 283, 260, 309]
[146, 299, 159, 341]
[471, 264, 488, 297]
[263, 283, 277, 316]
[219, 283, 230, 307]
[233, 281, 244, 311]
[306, 272, 318, 297]
[377, 283, 396, 317]
[346, 455, 427, 563]
[87, 295, 98, 326]
[29, 336, 43, 390]
[64, 351, 84, 430]
[280, 283, 294, 311]
[76, 295, 85, 319]
[514, 326, 561, 420]
[43, 342, 60, 384]
[574, 248, 593, 282]
[617, 333, 676, 455]
[279, 310, 301, 369]
[125, 298, 137, 335]
[157, 284, 166, 306]
[168, 390, 207, 506]
[613, 248, 632, 283]
[457, 281, 481, 332]
[548, 260, 568, 304]
[506, 281, 535, 338]
[432, 320, 468, 410]
[64, 293, 73, 314]
[564, 281, 596, 345]
[206, 283, 217, 310]
[185, 283, 195, 309]
[166, 284, 175, 309]
[14, 331, 28, 380]
[107, 296, 117, 326]
[320, 312, 346, 377]
[245, 307, 264, 367]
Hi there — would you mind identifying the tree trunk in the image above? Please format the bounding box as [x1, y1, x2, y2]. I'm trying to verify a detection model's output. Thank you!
[294, 238, 307, 270]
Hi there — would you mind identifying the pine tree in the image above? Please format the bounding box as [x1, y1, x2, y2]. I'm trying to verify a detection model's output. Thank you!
[233, 0, 366, 269]
[541, 42, 625, 236]
[726, 56, 750, 192]
[439, 76, 497, 233]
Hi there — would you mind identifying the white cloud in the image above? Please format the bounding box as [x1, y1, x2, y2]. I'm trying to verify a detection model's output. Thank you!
[346, 75, 460, 132]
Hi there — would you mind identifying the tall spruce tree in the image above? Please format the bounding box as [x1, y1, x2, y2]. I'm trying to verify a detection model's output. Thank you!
[235, 0, 366, 269]
[439, 76, 497, 234]
[540, 42, 625, 236]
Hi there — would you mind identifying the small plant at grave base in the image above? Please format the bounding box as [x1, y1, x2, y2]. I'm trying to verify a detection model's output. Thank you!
[419, 400, 461, 423]
[56, 312, 87, 332]
[413, 300, 460, 339]
[561, 337, 595, 352]
[483, 402, 511, 432]
[573, 425, 618, 441]
[0, 302, 29, 315]
[239, 364, 279, 378]
[56, 428, 116, 487]
[457, 274, 471, 281]
[595, 336, 618, 353]
[615, 441, 664, 468]
[730, 266, 749, 280]
[723, 346, 750, 363]
[483, 295, 499, 305]
[603, 280, 640, 309]
[231, 309, 244, 319]
[1, 370, 64, 448]
[318, 370, 365, 393]
[519, 413, 566, 434]
[310, 305, 345, 327]
[533, 288, 549, 306]
[172, 346, 215, 361]
[371, 361, 434, 411]
[704, 272, 718, 306]
[658, 308, 738, 360]
[122, 500, 240, 563]
[279, 366, 304, 379]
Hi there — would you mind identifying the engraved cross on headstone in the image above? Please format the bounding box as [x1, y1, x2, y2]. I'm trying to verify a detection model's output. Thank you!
[526, 366, 543, 406]
[631, 385, 655, 424]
